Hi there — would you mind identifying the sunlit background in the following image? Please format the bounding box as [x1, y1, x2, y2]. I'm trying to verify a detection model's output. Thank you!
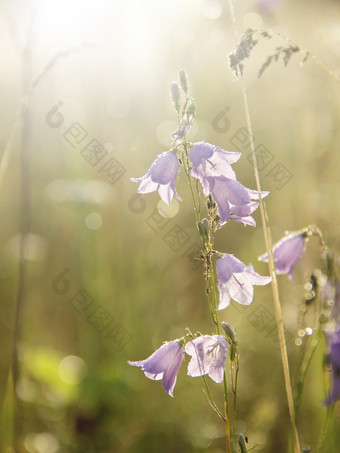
[0, 0, 340, 451]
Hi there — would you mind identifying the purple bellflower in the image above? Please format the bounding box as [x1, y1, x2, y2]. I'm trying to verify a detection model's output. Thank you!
[131, 151, 181, 205]
[207, 176, 268, 226]
[189, 142, 268, 226]
[185, 335, 228, 383]
[128, 341, 184, 397]
[216, 254, 272, 309]
[325, 329, 340, 405]
[258, 231, 308, 280]
[189, 141, 241, 196]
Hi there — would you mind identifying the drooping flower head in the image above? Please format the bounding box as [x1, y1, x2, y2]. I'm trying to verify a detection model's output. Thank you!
[128, 341, 184, 397]
[258, 230, 308, 280]
[324, 329, 340, 405]
[131, 151, 181, 205]
[207, 176, 268, 226]
[189, 142, 268, 226]
[216, 253, 272, 309]
[189, 141, 241, 195]
[185, 335, 228, 383]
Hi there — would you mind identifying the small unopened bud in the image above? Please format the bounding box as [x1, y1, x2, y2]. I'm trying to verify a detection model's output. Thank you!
[238, 434, 248, 453]
[230, 343, 236, 362]
[207, 195, 215, 210]
[197, 220, 209, 244]
[179, 69, 189, 94]
[222, 322, 238, 344]
[170, 82, 181, 113]
[202, 218, 209, 232]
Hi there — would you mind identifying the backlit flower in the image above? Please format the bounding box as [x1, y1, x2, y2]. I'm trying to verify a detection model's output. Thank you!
[216, 253, 272, 309]
[128, 341, 184, 397]
[189, 141, 241, 196]
[185, 335, 228, 383]
[131, 151, 181, 205]
[258, 231, 308, 280]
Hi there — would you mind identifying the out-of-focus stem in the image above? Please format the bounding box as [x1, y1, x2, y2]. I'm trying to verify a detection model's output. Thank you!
[227, 2, 301, 452]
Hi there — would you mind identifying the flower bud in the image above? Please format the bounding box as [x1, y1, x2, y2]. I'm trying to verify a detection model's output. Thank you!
[179, 69, 189, 94]
[222, 322, 238, 344]
[202, 218, 209, 232]
[229, 343, 236, 362]
[170, 82, 181, 113]
[238, 434, 248, 453]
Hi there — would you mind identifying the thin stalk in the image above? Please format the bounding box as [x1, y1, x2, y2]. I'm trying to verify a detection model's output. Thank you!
[183, 145, 200, 222]
[202, 374, 226, 421]
[317, 403, 334, 453]
[12, 42, 32, 452]
[223, 373, 232, 453]
[294, 331, 321, 418]
[227, 2, 301, 452]
[210, 264, 220, 333]
[210, 262, 231, 453]
[231, 354, 239, 453]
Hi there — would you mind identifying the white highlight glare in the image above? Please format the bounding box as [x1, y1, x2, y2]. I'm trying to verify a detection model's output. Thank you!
[203, 0, 223, 19]
[58, 355, 87, 385]
[36, 0, 99, 48]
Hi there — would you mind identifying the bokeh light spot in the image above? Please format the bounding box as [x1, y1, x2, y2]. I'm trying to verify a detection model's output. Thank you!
[157, 199, 179, 218]
[203, 0, 222, 20]
[58, 355, 87, 385]
[85, 212, 103, 230]
[243, 12, 263, 29]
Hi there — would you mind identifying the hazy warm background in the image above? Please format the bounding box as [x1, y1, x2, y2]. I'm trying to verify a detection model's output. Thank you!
[0, 0, 340, 452]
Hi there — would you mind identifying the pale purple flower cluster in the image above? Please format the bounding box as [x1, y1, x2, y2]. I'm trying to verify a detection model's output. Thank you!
[130, 140, 272, 396]
[128, 335, 228, 396]
[131, 141, 267, 226]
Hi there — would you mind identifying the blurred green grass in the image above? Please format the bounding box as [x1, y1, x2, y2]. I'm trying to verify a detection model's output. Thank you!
[0, 0, 340, 451]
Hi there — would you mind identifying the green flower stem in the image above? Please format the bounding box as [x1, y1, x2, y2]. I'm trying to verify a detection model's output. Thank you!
[231, 353, 239, 453]
[294, 331, 321, 417]
[202, 375, 226, 421]
[183, 130, 231, 453]
[317, 403, 335, 453]
[210, 260, 231, 453]
[209, 264, 220, 333]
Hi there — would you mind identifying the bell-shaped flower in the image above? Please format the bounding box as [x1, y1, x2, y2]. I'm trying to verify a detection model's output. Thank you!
[185, 335, 228, 383]
[207, 176, 268, 226]
[131, 151, 181, 205]
[324, 329, 340, 405]
[216, 253, 272, 309]
[128, 341, 184, 397]
[189, 141, 241, 196]
[258, 231, 308, 280]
